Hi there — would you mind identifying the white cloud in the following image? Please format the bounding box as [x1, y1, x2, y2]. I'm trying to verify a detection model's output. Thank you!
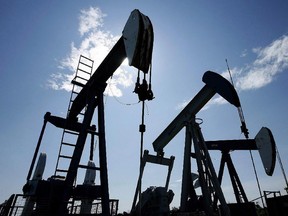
[208, 96, 228, 106]
[48, 73, 74, 91]
[176, 94, 229, 111]
[177, 34, 288, 110]
[236, 35, 288, 90]
[240, 49, 248, 57]
[106, 68, 133, 97]
[78, 7, 106, 36]
[48, 7, 133, 97]
[224, 35, 288, 92]
[175, 100, 189, 110]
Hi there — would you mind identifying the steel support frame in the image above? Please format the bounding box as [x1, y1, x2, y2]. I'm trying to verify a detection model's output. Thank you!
[217, 151, 248, 204]
[97, 93, 110, 215]
[58, 93, 110, 216]
[180, 117, 230, 216]
[131, 150, 175, 211]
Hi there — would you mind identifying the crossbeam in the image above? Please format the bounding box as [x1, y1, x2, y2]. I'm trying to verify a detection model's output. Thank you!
[206, 139, 257, 151]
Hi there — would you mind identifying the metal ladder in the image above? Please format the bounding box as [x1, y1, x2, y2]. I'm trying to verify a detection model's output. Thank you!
[54, 55, 94, 179]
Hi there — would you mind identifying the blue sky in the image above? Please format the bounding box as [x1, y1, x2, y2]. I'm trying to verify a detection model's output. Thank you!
[1, 0, 288, 212]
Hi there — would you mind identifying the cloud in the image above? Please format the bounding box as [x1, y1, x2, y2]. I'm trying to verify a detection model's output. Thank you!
[106, 67, 133, 97]
[47, 73, 74, 91]
[48, 7, 133, 97]
[240, 49, 248, 57]
[177, 34, 288, 109]
[176, 96, 228, 111]
[78, 7, 106, 36]
[175, 100, 189, 110]
[236, 35, 288, 90]
[207, 96, 228, 107]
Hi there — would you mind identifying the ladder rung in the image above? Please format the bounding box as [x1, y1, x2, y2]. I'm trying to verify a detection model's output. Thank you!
[74, 75, 89, 82]
[72, 90, 79, 95]
[71, 80, 85, 87]
[51, 175, 66, 179]
[64, 130, 79, 135]
[62, 142, 76, 147]
[77, 68, 92, 75]
[69, 99, 75, 104]
[79, 62, 93, 69]
[78, 164, 100, 171]
[59, 155, 73, 159]
[56, 169, 69, 173]
[80, 55, 94, 62]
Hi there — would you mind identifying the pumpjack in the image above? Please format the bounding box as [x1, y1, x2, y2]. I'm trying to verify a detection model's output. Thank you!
[0, 9, 154, 216]
[0, 9, 285, 216]
[148, 71, 277, 215]
[130, 70, 277, 216]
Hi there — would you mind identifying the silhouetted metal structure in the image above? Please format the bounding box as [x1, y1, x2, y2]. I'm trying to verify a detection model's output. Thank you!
[0, 9, 284, 216]
[21, 9, 153, 216]
[150, 71, 277, 216]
